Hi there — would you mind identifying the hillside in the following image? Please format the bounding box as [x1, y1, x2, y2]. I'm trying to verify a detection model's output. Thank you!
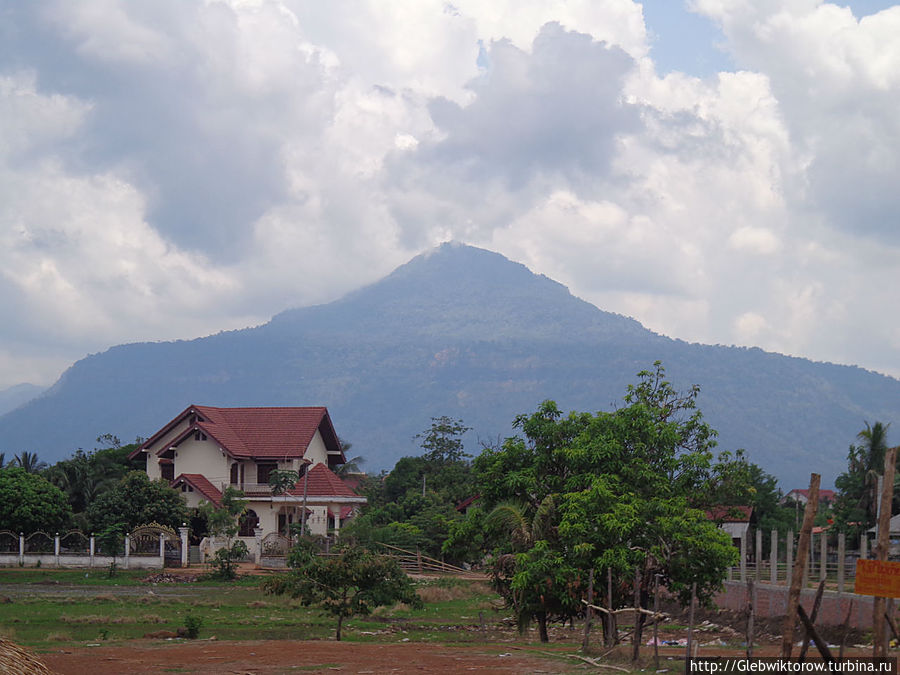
[0, 242, 897, 486]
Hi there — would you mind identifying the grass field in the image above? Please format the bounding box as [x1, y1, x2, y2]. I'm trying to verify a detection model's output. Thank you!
[0, 568, 508, 649]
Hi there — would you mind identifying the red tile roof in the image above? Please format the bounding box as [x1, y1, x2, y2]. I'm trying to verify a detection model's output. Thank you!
[135, 404, 344, 461]
[288, 463, 359, 498]
[705, 505, 753, 522]
[172, 473, 223, 507]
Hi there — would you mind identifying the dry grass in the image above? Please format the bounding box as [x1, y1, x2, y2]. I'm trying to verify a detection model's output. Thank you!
[44, 631, 72, 642]
[247, 600, 271, 608]
[0, 638, 53, 675]
[61, 613, 165, 625]
[416, 581, 492, 603]
[91, 593, 117, 603]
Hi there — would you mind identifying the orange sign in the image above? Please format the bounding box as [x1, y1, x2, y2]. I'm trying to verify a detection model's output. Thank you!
[855, 559, 900, 598]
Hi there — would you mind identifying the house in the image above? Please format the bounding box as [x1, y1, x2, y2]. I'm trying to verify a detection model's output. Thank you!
[706, 505, 754, 549]
[782, 488, 835, 506]
[129, 404, 366, 540]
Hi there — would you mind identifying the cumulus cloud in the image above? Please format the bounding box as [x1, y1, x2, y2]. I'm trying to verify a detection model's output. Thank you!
[0, 0, 899, 391]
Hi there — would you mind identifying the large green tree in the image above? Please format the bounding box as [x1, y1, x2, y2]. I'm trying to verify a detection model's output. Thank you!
[463, 363, 738, 643]
[86, 471, 188, 535]
[834, 421, 892, 536]
[0, 467, 73, 533]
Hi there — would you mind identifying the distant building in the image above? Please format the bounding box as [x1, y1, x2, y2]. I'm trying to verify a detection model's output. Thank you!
[706, 506, 754, 550]
[782, 488, 835, 506]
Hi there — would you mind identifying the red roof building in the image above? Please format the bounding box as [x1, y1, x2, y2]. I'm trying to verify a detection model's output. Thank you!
[134, 404, 366, 540]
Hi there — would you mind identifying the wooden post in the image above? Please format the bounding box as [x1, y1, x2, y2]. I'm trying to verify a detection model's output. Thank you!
[771, 530, 778, 585]
[798, 579, 826, 661]
[861, 533, 868, 560]
[740, 532, 747, 582]
[606, 567, 615, 646]
[685, 582, 697, 662]
[837, 532, 845, 593]
[746, 578, 755, 657]
[581, 568, 594, 652]
[780, 473, 820, 658]
[653, 574, 661, 671]
[631, 566, 641, 662]
[873, 447, 897, 658]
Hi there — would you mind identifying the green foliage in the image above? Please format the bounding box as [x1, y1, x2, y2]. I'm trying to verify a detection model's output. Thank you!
[264, 543, 422, 640]
[184, 613, 203, 639]
[13, 451, 47, 474]
[207, 540, 249, 581]
[834, 421, 891, 538]
[345, 417, 476, 559]
[199, 487, 247, 539]
[44, 437, 145, 529]
[469, 362, 739, 641]
[86, 471, 188, 534]
[0, 466, 73, 533]
[268, 469, 299, 497]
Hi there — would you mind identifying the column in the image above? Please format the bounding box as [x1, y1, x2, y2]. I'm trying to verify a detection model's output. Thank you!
[837, 532, 845, 594]
[861, 533, 868, 560]
[18, 533, 23, 566]
[90, 534, 95, 568]
[124, 533, 130, 569]
[740, 532, 747, 582]
[159, 532, 166, 568]
[179, 525, 189, 568]
[770, 530, 778, 584]
[756, 529, 763, 582]
[820, 530, 827, 581]
[55, 533, 60, 568]
[254, 527, 263, 565]
[786, 530, 793, 588]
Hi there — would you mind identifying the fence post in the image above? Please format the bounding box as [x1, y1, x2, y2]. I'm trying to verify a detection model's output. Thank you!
[158, 532, 166, 568]
[770, 530, 778, 584]
[90, 534, 95, 568]
[254, 527, 263, 565]
[55, 532, 60, 568]
[861, 534, 867, 560]
[740, 532, 747, 582]
[820, 530, 827, 581]
[786, 530, 793, 589]
[124, 533, 130, 569]
[179, 524, 190, 567]
[837, 532, 845, 593]
[755, 529, 762, 582]
[18, 532, 23, 566]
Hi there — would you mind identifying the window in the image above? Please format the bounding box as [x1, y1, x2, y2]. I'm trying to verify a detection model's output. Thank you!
[256, 463, 277, 485]
[160, 461, 174, 482]
[230, 462, 239, 485]
[194, 431, 207, 441]
[239, 509, 259, 537]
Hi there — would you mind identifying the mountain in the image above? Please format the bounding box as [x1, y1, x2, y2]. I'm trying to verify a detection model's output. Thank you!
[0, 383, 45, 417]
[0, 242, 897, 486]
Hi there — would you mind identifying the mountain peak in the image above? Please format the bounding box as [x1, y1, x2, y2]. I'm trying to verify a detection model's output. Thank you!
[270, 242, 646, 342]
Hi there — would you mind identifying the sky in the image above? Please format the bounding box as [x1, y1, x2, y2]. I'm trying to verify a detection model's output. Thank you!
[1, 0, 899, 392]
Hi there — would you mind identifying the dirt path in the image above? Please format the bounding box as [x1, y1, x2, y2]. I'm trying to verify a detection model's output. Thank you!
[40, 639, 583, 674]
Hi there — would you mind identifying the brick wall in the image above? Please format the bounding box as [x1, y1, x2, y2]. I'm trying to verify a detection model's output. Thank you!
[715, 581, 874, 629]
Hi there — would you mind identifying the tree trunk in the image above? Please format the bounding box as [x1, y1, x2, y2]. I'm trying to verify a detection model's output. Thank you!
[537, 611, 549, 643]
[336, 615, 343, 641]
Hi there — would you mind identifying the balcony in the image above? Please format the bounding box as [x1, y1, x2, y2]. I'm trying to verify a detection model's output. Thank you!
[222, 483, 277, 497]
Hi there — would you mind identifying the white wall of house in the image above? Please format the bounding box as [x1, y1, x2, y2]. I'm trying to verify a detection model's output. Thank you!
[175, 437, 229, 484]
[305, 430, 328, 466]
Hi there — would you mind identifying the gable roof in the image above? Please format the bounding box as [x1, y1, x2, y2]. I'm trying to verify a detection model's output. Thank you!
[172, 473, 223, 507]
[133, 404, 345, 461]
[705, 505, 753, 523]
[288, 463, 360, 498]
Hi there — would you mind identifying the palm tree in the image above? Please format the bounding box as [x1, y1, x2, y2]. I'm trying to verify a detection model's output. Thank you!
[856, 422, 891, 526]
[14, 451, 47, 474]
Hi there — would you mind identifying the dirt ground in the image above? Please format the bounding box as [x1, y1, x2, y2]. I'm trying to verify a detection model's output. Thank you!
[39, 639, 584, 674]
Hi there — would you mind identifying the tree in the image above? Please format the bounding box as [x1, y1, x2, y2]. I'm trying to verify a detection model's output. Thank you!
[469, 363, 738, 643]
[263, 541, 421, 640]
[198, 486, 248, 580]
[0, 467, 73, 533]
[14, 451, 47, 474]
[86, 471, 188, 534]
[415, 416, 471, 465]
[834, 421, 892, 536]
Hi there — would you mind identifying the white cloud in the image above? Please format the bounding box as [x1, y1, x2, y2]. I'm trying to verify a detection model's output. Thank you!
[0, 0, 899, 391]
